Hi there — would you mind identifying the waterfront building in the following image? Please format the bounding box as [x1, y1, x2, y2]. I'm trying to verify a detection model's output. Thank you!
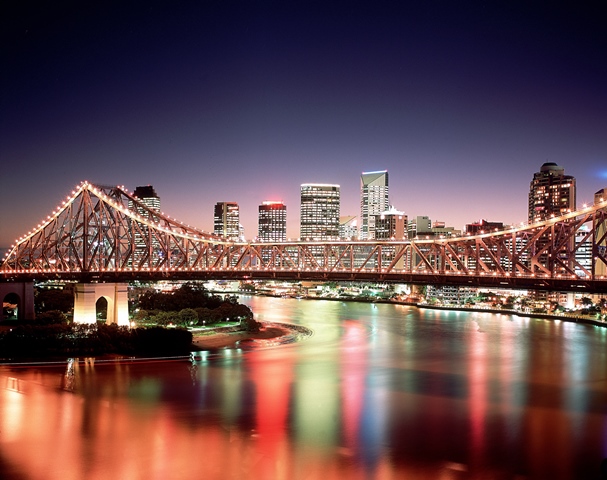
[339, 216, 358, 240]
[360, 170, 389, 240]
[528, 162, 576, 223]
[214, 202, 240, 240]
[300, 184, 340, 240]
[426, 285, 478, 306]
[258, 201, 287, 242]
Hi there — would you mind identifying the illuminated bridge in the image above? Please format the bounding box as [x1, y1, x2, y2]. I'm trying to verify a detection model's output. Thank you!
[1, 181, 607, 322]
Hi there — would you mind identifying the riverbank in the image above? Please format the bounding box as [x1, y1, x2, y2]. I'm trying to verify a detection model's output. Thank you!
[235, 292, 607, 329]
[191, 322, 311, 350]
[412, 303, 607, 328]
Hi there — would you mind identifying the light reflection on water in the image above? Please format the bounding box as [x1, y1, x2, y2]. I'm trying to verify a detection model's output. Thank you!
[2, 297, 607, 479]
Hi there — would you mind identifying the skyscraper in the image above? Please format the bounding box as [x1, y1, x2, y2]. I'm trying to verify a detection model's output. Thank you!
[258, 201, 287, 242]
[130, 185, 161, 214]
[128, 185, 161, 266]
[214, 202, 240, 240]
[360, 170, 389, 240]
[528, 162, 576, 223]
[528, 163, 576, 304]
[300, 184, 340, 240]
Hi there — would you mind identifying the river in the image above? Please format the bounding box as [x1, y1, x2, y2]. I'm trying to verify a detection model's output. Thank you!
[1, 296, 607, 479]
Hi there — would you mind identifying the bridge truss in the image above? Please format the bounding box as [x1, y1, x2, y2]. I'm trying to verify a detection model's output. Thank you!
[2, 182, 607, 292]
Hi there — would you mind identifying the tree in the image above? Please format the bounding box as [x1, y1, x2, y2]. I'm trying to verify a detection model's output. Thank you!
[36, 310, 67, 324]
[35, 288, 74, 313]
[178, 308, 198, 326]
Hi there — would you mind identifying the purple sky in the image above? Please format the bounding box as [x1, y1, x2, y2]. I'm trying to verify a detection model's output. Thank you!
[1, 1, 606, 247]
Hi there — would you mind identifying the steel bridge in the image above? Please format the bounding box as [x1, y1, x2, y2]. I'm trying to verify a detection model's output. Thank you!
[1, 181, 607, 294]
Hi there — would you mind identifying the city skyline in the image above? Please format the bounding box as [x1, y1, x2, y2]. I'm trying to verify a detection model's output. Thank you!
[1, 2, 606, 247]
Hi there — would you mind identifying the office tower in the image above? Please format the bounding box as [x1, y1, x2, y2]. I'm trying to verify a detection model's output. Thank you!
[258, 201, 287, 242]
[300, 184, 340, 240]
[214, 202, 240, 240]
[528, 162, 576, 223]
[128, 186, 161, 266]
[130, 185, 161, 214]
[373, 207, 406, 270]
[374, 207, 407, 240]
[360, 170, 389, 240]
[339, 216, 358, 240]
[528, 163, 576, 304]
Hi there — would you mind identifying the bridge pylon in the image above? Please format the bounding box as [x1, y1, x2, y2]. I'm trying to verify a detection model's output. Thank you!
[73, 283, 129, 326]
[0, 282, 35, 321]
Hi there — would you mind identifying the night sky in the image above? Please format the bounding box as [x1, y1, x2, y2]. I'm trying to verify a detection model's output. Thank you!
[1, 1, 606, 247]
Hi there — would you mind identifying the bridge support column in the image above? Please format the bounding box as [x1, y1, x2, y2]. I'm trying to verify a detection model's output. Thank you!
[0, 282, 35, 321]
[73, 283, 130, 326]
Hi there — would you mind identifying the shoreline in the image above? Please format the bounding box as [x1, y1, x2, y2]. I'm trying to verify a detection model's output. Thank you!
[191, 321, 311, 350]
[415, 303, 607, 327]
[234, 292, 607, 328]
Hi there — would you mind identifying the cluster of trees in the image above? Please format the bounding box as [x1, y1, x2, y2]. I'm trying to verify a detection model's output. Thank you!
[0, 320, 193, 358]
[0, 282, 263, 359]
[35, 288, 74, 314]
[133, 283, 259, 331]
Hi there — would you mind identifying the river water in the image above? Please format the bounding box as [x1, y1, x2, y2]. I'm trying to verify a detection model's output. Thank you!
[1, 296, 607, 479]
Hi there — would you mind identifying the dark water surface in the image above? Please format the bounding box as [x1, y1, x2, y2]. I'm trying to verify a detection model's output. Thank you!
[2, 296, 607, 479]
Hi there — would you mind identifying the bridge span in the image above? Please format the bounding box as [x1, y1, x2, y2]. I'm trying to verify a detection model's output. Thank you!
[1, 182, 606, 321]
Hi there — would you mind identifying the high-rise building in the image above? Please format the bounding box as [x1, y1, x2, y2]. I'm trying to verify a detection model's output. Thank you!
[375, 207, 407, 270]
[360, 170, 389, 240]
[128, 186, 161, 266]
[258, 201, 287, 242]
[214, 202, 240, 240]
[528, 162, 576, 223]
[130, 185, 161, 214]
[375, 207, 407, 240]
[300, 184, 340, 240]
[339, 216, 358, 240]
[528, 163, 576, 303]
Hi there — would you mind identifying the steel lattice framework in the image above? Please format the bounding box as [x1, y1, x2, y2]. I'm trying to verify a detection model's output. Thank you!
[2, 182, 607, 292]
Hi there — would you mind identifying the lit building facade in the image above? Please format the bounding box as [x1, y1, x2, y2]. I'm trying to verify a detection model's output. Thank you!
[374, 207, 407, 240]
[595, 188, 607, 276]
[214, 202, 240, 240]
[528, 163, 576, 303]
[300, 184, 340, 240]
[360, 170, 389, 240]
[407, 215, 432, 239]
[258, 201, 287, 242]
[339, 216, 358, 240]
[465, 220, 504, 235]
[528, 162, 576, 223]
[130, 185, 161, 214]
[128, 185, 161, 266]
